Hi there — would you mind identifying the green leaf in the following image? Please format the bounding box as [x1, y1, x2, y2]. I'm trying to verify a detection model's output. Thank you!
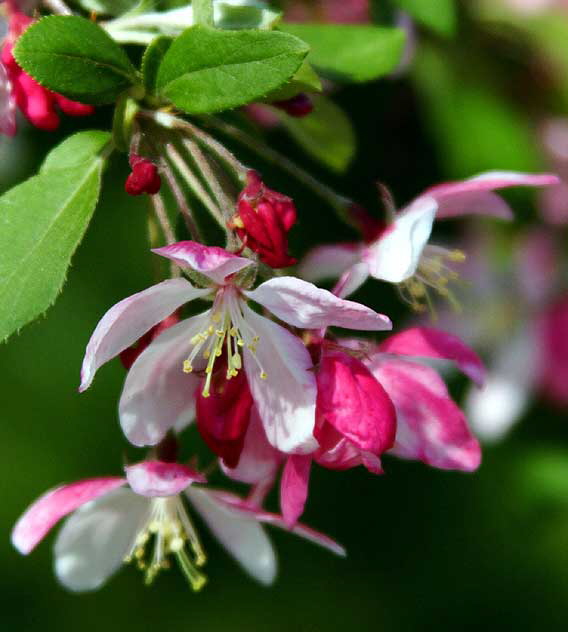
[14, 16, 138, 105]
[41, 130, 112, 172]
[279, 23, 405, 83]
[0, 136, 108, 342]
[264, 60, 322, 101]
[391, 0, 456, 37]
[278, 94, 355, 172]
[141, 36, 173, 93]
[215, 2, 282, 30]
[156, 25, 309, 114]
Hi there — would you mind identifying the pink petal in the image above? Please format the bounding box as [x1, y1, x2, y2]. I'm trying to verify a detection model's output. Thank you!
[379, 327, 486, 386]
[315, 423, 384, 474]
[79, 279, 209, 391]
[12, 477, 126, 555]
[242, 306, 318, 453]
[424, 171, 561, 219]
[222, 407, 282, 485]
[280, 454, 312, 527]
[297, 243, 363, 284]
[125, 461, 205, 497]
[332, 262, 370, 299]
[152, 241, 254, 284]
[245, 276, 391, 331]
[371, 359, 481, 472]
[204, 489, 346, 557]
[363, 196, 437, 283]
[0, 63, 16, 136]
[317, 349, 396, 453]
[119, 314, 209, 447]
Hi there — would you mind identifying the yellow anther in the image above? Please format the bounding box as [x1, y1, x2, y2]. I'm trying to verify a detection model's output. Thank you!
[212, 313, 222, 323]
[169, 537, 184, 553]
[183, 360, 193, 373]
[203, 350, 210, 359]
[232, 353, 242, 370]
[237, 339, 244, 347]
[232, 215, 245, 229]
[260, 371, 267, 380]
[449, 249, 466, 262]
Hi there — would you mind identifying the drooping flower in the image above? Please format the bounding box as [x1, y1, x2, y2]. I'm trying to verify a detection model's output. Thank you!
[279, 327, 484, 525]
[299, 171, 560, 307]
[230, 171, 298, 268]
[79, 241, 392, 454]
[125, 153, 162, 196]
[12, 460, 345, 591]
[0, 4, 94, 135]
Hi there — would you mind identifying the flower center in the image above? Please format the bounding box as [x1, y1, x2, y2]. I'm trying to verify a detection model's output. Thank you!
[182, 286, 267, 397]
[124, 496, 207, 590]
[398, 245, 466, 315]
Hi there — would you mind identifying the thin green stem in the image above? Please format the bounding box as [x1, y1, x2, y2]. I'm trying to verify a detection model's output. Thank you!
[193, 0, 214, 26]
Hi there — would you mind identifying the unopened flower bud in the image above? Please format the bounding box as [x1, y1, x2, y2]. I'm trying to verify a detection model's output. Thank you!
[272, 93, 314, 118]
[230, 171, 297, 268]
[125, 154, 162, 196]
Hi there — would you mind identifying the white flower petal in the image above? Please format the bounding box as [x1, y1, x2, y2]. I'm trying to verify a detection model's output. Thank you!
[297, 243, 363, 284]
[363, 196, 437, 283]
[80, 279, 209, 391]
[242, 306, 318, 454]
[54, 488, 148, 592]
[186, 487, 276, 585]
[119, 314, 210, 446]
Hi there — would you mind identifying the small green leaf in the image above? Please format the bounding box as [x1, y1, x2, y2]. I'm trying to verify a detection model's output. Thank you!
[0, 154, 106, 342]
[141, 36, 173, 94]
[391, 0, 456, 37]
[264, 60, 322, 102]
[14, 16, 138, 105]
[41, 130, 112, 172]
[280, 23, 405, 83]
[278, 95, 356, 172]
[156, 25, 309, 114]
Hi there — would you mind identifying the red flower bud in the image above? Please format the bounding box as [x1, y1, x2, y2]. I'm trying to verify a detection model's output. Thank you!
[272, 93, 314, 118]
[196, 360, 253, 469]
[230, 171, 297, 268]
[125, 154, 162, 196]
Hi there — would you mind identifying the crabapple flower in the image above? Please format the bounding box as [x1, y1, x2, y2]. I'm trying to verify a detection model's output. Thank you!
[0, 5, 94, 135]
[79, 241, 392, 453]
[299, 171, 560, 308]
[230, 171, 298, 268]
[125, 154, 162, 196]
[12, 460, 344, 591]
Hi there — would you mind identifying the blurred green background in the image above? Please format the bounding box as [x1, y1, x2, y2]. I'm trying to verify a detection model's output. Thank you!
[3, 2, 568, 630]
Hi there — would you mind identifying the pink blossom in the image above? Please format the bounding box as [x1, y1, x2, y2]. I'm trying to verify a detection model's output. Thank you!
[299, 171, 559, 308]
[12, 460, 344, 591]
[0, 5, 94, 136]
[125, 154, 162, 196]
[79, 241, 391, 454]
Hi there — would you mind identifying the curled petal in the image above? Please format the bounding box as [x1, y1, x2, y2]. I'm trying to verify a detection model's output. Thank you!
[317, 350, 396, 453]
[297, 243, 363, 284]
[333, 262, 370, 299]
[363, 196, 437, 283]
[280, 454, 312, 527]
[242, 306, 318, 454]
[371, 359, 481, 472]
[378, 327, 485, 386]
[186, 487, 277, 585]
[125, 461, 205, 497]
[12, 477, 126, 555]
[153, 241, 253, 284]
[315, 422, 384, 474]
[245, 276, 391, 331]
[424, 170, 560, 219]
[119, 315, 209, 447]
[79, 279, 208, 391]
[54, 488, 148, 592]
[206, 489, 346, 556]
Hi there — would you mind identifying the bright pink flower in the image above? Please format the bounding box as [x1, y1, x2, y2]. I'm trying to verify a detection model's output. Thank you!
[125, 154, 162, 196]
[299, 171, 559, 306]
[79, 241, 391, 453]
[12, 460, 344, 591]
[230, 171, 298, 268]
[0, 6, 94, 135]
[538, 296, 568, 406]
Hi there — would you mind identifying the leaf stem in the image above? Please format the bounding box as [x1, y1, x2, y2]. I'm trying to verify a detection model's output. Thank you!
[193, 0, 214, 27]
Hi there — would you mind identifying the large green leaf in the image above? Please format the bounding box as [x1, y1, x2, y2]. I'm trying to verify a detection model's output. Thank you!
[391, 0, 456, 37]
[280, 23, 405, 82]
[0, 132, 110, 342]
[264, 60, 322, 101]
[278, 95, 355, 172]
[141, 36, 173, 94]
[14, 16, 138, 105]
[156, 25, 309, 114]
[41, 130, 112, 172]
